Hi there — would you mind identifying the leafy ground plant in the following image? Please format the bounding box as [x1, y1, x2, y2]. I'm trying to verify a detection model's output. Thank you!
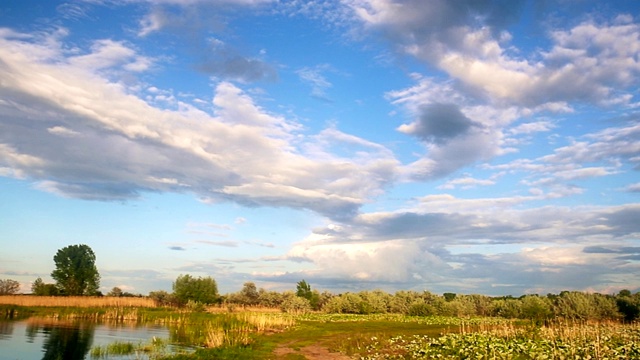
[356, 321, 640, 359]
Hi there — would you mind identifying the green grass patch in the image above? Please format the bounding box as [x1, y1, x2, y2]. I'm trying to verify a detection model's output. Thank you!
[90, 341, 136, 358]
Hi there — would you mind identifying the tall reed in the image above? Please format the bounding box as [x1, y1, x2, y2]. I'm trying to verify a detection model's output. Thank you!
[0, 295, 155, 308]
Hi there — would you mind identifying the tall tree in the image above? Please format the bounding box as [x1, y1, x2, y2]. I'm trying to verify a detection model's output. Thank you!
[51, 244, 100, 295]
[0, 279, 20, 295]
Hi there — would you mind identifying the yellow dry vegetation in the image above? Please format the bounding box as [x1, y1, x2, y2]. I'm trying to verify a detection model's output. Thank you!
[0, 295, 155, 307]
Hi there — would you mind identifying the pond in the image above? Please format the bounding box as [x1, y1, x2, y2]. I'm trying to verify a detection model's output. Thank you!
[0, 318, 191, 360]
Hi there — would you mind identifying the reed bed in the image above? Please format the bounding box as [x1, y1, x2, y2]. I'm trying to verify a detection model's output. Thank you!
[203, 312, 296, 348]
[238, 312, 296, 332]
[0, 295, 155, 308]
[207, 305, 281, 313]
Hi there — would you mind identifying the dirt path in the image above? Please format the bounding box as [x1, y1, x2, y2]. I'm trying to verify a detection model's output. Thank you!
[273, 343, 352, 359]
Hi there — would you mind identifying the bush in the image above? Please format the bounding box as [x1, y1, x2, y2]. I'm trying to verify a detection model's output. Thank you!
[173, 274, 219, 306]
[281, 292, 311, 314]
[149, 290, 177, 307]
[408, 302, 436, 316]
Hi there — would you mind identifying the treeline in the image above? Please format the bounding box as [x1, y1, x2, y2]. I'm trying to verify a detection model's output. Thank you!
[146, 278, 640, 323]
[14, 268, 640, 323]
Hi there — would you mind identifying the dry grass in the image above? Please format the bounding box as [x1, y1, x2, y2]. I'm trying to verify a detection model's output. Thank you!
[239, 312, 296, 332]
[207, 305, 282, 313]
[0, 295, 156, 308]
[203, 312, 295, 348]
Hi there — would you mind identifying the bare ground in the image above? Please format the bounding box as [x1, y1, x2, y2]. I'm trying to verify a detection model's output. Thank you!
[273, 343, 352, 359]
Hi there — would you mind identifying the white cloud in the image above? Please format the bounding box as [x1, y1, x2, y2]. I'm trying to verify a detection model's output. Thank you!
[352, 1, 640, 110]
[296, 65, 334, 101]
[508, 121, 555, 135]
[622, 182, 640, 193]
[277, 198, 640, 293]
[438, 176, 496, 190]
[47, 126, 81, 137]
[0, 29, 398, 219]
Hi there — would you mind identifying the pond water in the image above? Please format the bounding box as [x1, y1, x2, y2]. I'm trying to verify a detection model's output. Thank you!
[0, 319, 182, 360]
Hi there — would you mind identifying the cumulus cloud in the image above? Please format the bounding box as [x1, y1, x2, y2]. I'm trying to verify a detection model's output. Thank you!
[0, 29, 397, 219]
[352, 0, 640, 109]
[272, 200, 640, 293]
[352, 1, 640, 184]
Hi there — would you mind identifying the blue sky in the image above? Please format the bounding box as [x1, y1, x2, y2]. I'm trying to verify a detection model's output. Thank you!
[1, 0, 639, 297]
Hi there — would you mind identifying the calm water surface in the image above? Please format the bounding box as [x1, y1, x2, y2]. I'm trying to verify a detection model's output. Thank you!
[0, 319, 174, 360]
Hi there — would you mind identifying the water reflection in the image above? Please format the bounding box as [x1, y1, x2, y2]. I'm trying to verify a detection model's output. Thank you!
[0, 319, 172, 360]
[0, 321, 13, 340]
[34, 322, 94, 360]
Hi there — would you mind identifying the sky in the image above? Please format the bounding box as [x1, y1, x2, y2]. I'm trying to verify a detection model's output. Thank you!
[1, 0, 639, 297]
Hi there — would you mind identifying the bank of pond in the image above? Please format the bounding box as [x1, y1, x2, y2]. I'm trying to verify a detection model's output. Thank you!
[1, 305, 639, 359]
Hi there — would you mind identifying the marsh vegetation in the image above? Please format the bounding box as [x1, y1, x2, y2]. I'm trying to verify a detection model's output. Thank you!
[3, 272, 639, 359]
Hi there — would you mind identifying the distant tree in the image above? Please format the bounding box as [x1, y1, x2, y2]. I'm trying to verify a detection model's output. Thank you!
[107, 287, 123, 297]
[358, 290, 390, 314]
[257, 289, 284, 308]
[280, 291, 311, 314]
[408, 301, 437, 316]
[240, 282, 260, 305]
[295, 279, 322, 309]
[323, 292, 365, 314]
[0, 279, 20, 295]
[619, 289, 632, 297]
[296, 280, 312, 299]
[389, 290, 420, 314]
[520, 295, 553, 323]
[616, 292, 640, 322]
[31, 277, 45, 295]
[31, 277, 59, 296]
[443, 292, 457, 302]
[490, 298, 522, 318]
[149, 290, 176, 307]
[173, 274, 219, 306]
[51, 244, 100, 295]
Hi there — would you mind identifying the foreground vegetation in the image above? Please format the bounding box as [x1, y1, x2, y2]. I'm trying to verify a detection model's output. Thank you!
[356, 321, 640, 359]
[2, 299, 639, 359]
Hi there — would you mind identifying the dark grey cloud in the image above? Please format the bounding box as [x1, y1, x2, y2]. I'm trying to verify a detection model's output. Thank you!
[408, 103, 480, 144]
[169, 246, 186, 251]
[353, 0, 527, 61]
[196, 53, 277, 83]
[140, 3, 277, 83]
[584, 246, 640, 257]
